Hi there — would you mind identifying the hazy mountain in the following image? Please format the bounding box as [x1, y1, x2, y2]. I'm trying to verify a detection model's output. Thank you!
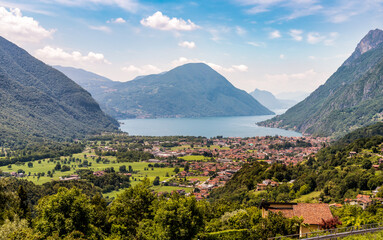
[259, 29, 383, 138]
[56, 63, 274, 119]
[249, 89, 297, 110]
[53, 65, 119, 96]
[0, 36, 119, 145]
[275, 91, 310, 103]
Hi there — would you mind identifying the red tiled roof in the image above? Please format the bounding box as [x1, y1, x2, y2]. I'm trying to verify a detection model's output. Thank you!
[293, 203, 333, 225]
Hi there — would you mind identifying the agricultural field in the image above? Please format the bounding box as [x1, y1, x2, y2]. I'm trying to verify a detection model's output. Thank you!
[178, 155, 213, 161]
[0, 149, 184, 198]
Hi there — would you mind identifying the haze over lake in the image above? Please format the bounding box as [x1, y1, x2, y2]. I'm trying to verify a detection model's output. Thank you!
[120, 111, 301, 138]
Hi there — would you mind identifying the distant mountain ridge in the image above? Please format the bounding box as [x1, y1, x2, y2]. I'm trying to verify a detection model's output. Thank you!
[259, 29, 383, 138]
[56, 63, 274, 119]
[249, 88, 297, 110]
[0, 36, 118, 145]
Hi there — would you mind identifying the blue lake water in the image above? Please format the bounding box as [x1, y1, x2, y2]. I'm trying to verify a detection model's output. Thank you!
[119, 111, 301, 138]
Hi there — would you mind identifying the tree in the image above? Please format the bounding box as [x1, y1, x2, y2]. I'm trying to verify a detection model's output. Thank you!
[362, 159, 372, 170]
[27, 162, 33, 168]
[174, 167, 180, 174]
[153, 176, 160, 186]
[108, 179, 155, 238]
[137, 194, 204, 240]
[119, 165, 127, 173]
[54, 162, 61, 171]
[35, 187, 96, 238]
[17, 186, 30, 220]
[184, 163, 190, 172]
[319, 216, 342, 230]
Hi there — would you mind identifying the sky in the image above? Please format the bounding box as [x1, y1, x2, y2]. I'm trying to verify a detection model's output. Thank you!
[1, 0, 383, 95]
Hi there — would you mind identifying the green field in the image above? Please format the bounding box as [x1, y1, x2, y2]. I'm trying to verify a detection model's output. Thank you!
[0, 151, 181, 186]
[293, 191, 322, 203]
[186, 176, 210, 182]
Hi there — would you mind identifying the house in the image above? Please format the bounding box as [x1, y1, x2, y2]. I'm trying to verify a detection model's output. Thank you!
[344, 194, 373, 209]
[261, 202, 334, 236]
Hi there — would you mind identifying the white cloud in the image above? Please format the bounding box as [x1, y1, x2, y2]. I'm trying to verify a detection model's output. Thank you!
[265, 69, 317, 82]
[247, 41, 265, 47]
[307, 32, 325, 44]
[324, 32, 339, 46]
[289, 29, 303, 41]
[52, 0, 138, 12]
[208, 26, 231, 42]
[269, 30, 281, 39]
[107, 17, 126, 24]
[178, 41, 196, 49]
[307, 32, 338, 45]
[232, 65, 248, 72]
[35, 46, 111, 66]
[0, 7, 54, 44]
[171, 57, 248, 73]
[89, 25, 111, 33]
[237, 0, 284, 14]
[121, 64, 162, 75]
[140, 11, 199, 31]
[236, 26, 247, 36]
[237, 0, 383, 23]
[279, 54, 285, 59]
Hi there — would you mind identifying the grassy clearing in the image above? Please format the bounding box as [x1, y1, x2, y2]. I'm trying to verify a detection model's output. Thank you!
[186, 176, 210, 182]
[151, 185, 193, 193]
[293, 191, 322, 203]
[1, 152, 181, 185]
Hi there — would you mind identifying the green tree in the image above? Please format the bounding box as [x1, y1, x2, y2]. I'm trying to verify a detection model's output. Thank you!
[153, 176, 160, 186]
[136, 194, 204, 240]
[35, 187, 96, 238]
[108, 179, 155, 238]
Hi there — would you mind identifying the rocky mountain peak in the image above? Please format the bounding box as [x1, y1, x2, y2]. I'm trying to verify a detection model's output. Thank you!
[343, 29, 383, 66]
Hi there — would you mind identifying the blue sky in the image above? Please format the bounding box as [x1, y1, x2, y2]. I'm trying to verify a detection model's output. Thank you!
[1, 0, 383, 95]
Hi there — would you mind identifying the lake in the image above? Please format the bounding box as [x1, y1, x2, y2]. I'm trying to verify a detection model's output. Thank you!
[119, 111, 301, 138]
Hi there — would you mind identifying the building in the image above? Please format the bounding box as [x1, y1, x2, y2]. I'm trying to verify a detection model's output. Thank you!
[344, 194, 373, 210]
[261, 202, 334, 236]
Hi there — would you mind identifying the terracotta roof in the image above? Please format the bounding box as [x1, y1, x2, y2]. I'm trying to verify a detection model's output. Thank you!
[265, 203, 333, 225]
[293, 203, 333, 225]
[269, 208, 295, 218]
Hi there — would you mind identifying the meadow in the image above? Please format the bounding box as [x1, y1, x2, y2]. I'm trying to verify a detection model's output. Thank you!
[0, 149, 187, 197]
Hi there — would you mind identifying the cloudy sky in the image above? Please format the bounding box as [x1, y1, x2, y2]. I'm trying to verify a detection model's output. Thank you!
[2, 0, 383, 95]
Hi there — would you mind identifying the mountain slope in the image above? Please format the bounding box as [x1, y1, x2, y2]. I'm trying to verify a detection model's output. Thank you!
[57, 63, 274, 119]
[0, 36, 118, 145]
[249, 88, 297, 110]
[259, 29, 383, 138]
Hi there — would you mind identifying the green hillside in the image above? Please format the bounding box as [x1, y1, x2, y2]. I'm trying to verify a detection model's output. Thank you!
[259, 29, 383, 138]
[56, 63, 274, 119]
[0, 36, 119, 146]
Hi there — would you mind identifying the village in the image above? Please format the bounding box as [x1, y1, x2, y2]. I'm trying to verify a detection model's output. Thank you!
[137, 135, 328, 199]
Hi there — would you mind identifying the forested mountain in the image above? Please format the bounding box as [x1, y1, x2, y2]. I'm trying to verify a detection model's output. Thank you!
[56, 63, 274, 119]
[0, 37, 119, 146]
[249, 88, 297, 110]
[259, 29, 383, 138]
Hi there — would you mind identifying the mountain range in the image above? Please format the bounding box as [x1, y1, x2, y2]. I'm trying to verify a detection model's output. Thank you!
[259, 29, 383, 138]
[55, 63, 274, 119]
[249, 88, 297, 110]
[0, 37, 119, 145]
